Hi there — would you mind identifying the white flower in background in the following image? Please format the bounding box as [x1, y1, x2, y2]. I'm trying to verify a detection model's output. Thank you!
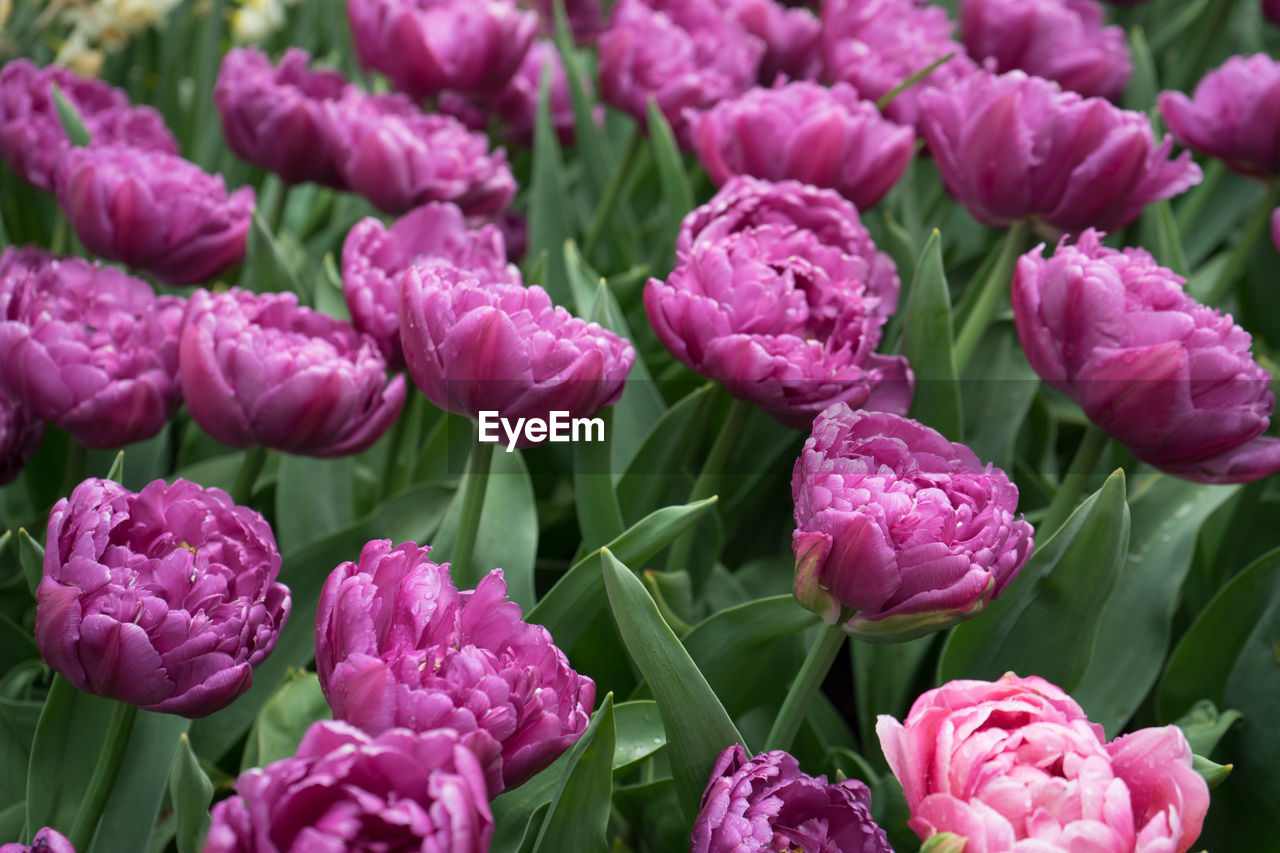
[230, 0, 298, 42]
[54, 0, 183, 70]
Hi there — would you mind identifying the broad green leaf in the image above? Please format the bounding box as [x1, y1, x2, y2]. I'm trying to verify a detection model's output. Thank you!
[17, 528, 43, 602]
[901, 230, 963, 440]
[89, 711, 189, 853]
[1192, 755, 1232, 788]
[240, 669, 330, 771]
[527, 498, 719, 648]
[600, 549, 744, 821]
[1139, 200, 1190, 279]
[1073, 475, 1238, 734]
[644, 98, 694, 259]
[51, 84, 91, 146]
[1173, 700, 1242, 758]
[551, 0, 610, 198]
[103, 452, 124, 485]
[0, 802, 23, 843]
[169, 734, 213, 853]
[0, 613, 38, 678]
[851, 635, 937, 760]
[574, 409, 625, 551]
[273, 455, 355, 553]
[527, 69, 574, 305]
[25, 676, 113, 840]
[532, 695, 615, 853]
[617, 384, 717, 523]
[938, 470, 1129, 690]
[959, 323, 1039, 473]
[491, 755, 566, 853]
[612, 700, 665, 775]
[242, 208, 302, 296]
[1123, 26, 1160, 116]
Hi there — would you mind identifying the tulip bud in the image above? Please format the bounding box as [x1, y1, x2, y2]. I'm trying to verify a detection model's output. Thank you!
[0, 827, 75, 853]
[36, 477, 290, 717]
[0, 247, 183, 449]
[179, 288, 406, 457]
[792, 405, 1033, 641]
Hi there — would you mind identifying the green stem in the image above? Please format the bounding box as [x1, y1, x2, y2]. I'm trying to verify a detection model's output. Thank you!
[877, 52, 958, 112]
[1039, 424, 1109, 538]
[953, 220, 1030, 372]
[59, 439, 87, 497]
[451, 436, 495, 588]
[68, 701, 138, 851]
[583, 132, 643, 258]
[231, 445, 268, 507]
[380, 394, 414, 498]
[764, 622, 846, 752]
[1205, 182, 1280, 306]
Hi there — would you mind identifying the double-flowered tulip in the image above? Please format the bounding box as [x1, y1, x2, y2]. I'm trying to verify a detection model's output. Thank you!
[0, 247, 184, 448]
[399, 264, 634, 440]
[1013, 229, 1280, 483]
[179, 288, 405, 457]
[342, 201, 512, 368]
[715, 0, 822, 83]
[878, 674, 1209, 852]
[204, 721, 492, 852]
[792, 405, 1033, 640]
[36, 477, 290, 717]
[692, 745, 892, 853]
[959, 0, 1132, 100]
[0, 398, 42, 485]
[0, 59, 177, 192]
[919, 70, 1201, 235]
[647, 177, 911, 428]
[55, 146, 255, 285]
[315, 540, 596, 793]
[1159, 54, 1280, 179]
[0, 827, 75, 853]
[689, 80, 914, 212]
[347, 0, 538, 98]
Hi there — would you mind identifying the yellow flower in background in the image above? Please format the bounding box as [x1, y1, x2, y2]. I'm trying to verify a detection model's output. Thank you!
[53, 0, 183, 70]
[0, 0, 12, 30]
[230, 0, 297, 42]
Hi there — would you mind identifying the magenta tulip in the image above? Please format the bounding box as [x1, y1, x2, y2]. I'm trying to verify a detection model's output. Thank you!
[1012, 229, 1280, 483]
[877, 674, 1209, 853]
[715, 0, 822, 83]
[0, 398, 42, 485]
[36, 477, 290, 717]
[0, 828, 75, 853]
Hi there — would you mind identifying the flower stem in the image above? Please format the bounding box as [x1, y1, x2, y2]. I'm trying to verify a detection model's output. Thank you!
[451, 434, 495, 588]
[231, 445, 268, 507]
[764, 622, 847, 753]
[954, 220, 1030, 372]
[876, 52, 958, 113]
[583, 131, 643, 258]
[1205, 182, 1280, 306]
[68, 700, 138, 851]
[1039, 423, 1109, 538]
[59, 439, 86, 498]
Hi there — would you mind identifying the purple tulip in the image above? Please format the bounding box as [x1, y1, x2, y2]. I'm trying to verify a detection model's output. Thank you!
[715, 0, 823, 83]
[213, 47, 353, 187]
[36, 477, 290, 717]
[0, 247, 184, 449]
[342, 202, 513, 369]
[0, 398, 42, 485]
[497, 209, 530, 264]
[399, 264, 635, 441]
[179, 288, 405, 457]
[959, 0, 1132, 100]
[0, 827, 76, 853]
[205, 721, 492, 853]
[689, 80, 915, 212]
[792, 405, 1034, 640]
[598, 0, 764, 142]
[348, 0, 538, 98]
[692, 745, 892, 853]
[54, 145, 254, 286]
[1013, 229, 1280, 484]
[0, 58, 177, 192]
[919, 69, 1202, 235]
[821, 0, 977, 127]
[647, 177, 911, 429]
[1267, 0, 1280, 26]
[328, 97, 516, 217]
[1159, 54, 1280, 179]
[315, 540, 596, 793]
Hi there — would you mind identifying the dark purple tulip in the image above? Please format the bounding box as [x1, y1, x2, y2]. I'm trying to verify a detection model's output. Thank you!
[36, 477, 289, 717]
[716, 0, 823, 83]
[55, 145, 254, 286]
[0, 827, 76, 853]
[1267, 0, 1280, 26]
[0, 247, 183, 449]
[329, 98, 516, 217]
[0, 58, 177, 192]
[213, 46, 352, 187]
[598, 0, 764, 142]
[959, 0, 1132, 100]
[1159, 54, 1280, 179]
[689, 80, 914, 211]
[648, 177, 911, 429]
[315, 540, 596, 793]
[179, 288, 406, 457]
[0, 398, 43, 486]
[520, 0, 602, 41]
[821, 0, 977, 127]
[692, 745, 892, 853]
[204, 721, 493, 853]
[497, 209, 530, 264]
[1013, 230, 1280, 484]
[342, 202, 513, 368]
[919, 70, 1202, 235]
[793, 406, 1033, 640]
[399, 264, 635, 441]
[347, 0, 538, 98]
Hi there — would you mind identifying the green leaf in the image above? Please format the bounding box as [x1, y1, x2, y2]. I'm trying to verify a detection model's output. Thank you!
[959, 323, 1039, 473]
[273, 455, 355, 554]
[900, 230, 963, 439]
[527, 497, 719, 649]
[103, 452, 124, 485]
[1123, 26, 1159, 116]
[89, 711, 189, 853]
[491, 756, 564, 853]
[1072, 475, 1239, 734]
[600, 549, 744, 821]
[532, 695, 615, 853]
[938, 470, 1129, 691]
[921, 833, 968, 853]
[169, 734, 213, 853]
[1139, 200, 1190, 279]
[1192, 754, 1233, 788]
[240, 669, 330, 771]
[851, 635, 937, 760]
[50, 84, 91, 146]
[17, 529, 43, 601]
[1173, 700, 1242, 758]
[242, 208, 303, 295]
[527, 67, 574, 305]
[612, 700, 665, 775]
[574, 409, 625, 551]
[644, 97, 694, 257]
[25, 676, 113, 841]
[617, 384, 716, 522]
[551, 0, 610, 198]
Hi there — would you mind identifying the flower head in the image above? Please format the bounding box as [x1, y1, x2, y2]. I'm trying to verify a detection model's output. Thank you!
[0, 827, 75, 853]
